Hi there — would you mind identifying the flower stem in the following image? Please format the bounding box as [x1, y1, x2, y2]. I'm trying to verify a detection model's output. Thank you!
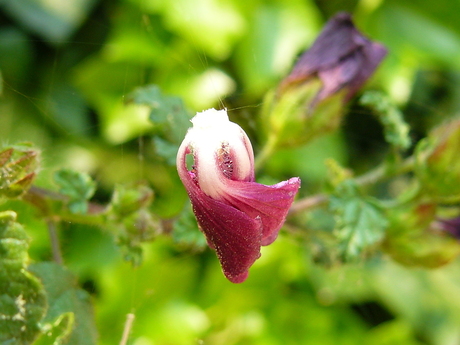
[119, 313, 136, 345]
[255, 135, 278, 171]
[47, 219, 63, 265]
[289, 155, 416, 214]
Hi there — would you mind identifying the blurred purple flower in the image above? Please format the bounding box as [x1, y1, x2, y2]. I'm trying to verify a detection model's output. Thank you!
[438, 216, 460, 239]
[177, 109, 300, 283]
[282, 12, 387, 107]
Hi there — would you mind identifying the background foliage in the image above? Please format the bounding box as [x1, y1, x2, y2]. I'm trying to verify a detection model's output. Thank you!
[1, 0, 460, 344]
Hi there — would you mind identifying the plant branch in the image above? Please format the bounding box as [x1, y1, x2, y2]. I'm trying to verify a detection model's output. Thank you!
[119, 313, 135, 345]
[46, 219, 63, 265]
[255, 135, 278, 171]
[289, 155, 416, 215]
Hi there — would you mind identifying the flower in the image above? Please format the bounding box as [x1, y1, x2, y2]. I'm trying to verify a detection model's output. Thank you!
[260, 12, 387, 149]
[281, 12, 387, 106]
[438, 216, 460, 239]
[176, 109, 300, 283]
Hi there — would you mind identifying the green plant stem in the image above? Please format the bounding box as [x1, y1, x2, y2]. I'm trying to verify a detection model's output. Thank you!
[289, 155, 416, 215]
[47, 219, 63, 265]
[120, 313, 135, 345]
[255, 135, 278, 171]
[289, 193, 328, 215]
[24, 186, 106, 224]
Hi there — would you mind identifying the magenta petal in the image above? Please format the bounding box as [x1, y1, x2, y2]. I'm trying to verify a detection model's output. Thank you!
[176, 109, 301, 283]
[184, 173, 263, 283]
[224, 177, 301, 245]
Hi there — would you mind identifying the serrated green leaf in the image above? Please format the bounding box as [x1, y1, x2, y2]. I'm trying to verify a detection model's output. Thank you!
[0, 143, 39, 198]
[330, 181, 388, 260]
[0, 148, 13, 166]
[129, 85, 191, 164]
[34, 312, 74, 345]
[360, 91, 411, 150]
[29, 262, 98, 345]
[0, 211, 47, 345]
[53, 169, 96, 214]
[130, 85, 190, 135]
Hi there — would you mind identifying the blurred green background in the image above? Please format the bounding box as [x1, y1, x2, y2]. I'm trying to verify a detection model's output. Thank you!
[1, 0, 460, 344]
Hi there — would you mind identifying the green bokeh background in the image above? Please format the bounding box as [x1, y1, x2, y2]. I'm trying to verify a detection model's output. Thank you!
[1, 0, 460, 344]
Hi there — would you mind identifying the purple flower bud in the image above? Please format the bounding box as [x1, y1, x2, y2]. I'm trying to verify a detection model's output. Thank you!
[438, 216, 460, 239]
[177, 109, 300, 283]
[282, 12, 387, 106]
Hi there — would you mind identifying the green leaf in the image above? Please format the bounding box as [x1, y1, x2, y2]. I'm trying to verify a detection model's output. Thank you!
[0, 143, 39, 198]
[1, 0, 97, 44]
[129, 85, 191, 164]
[0, 27, 32, 84]
[360, 91, 411, 150]
[53, 169, 96, 214]
[115, 209, 160, 266]
[153, 137, 180, 166]
[132, 84, 190, 138]
[172, 205, 207, 250]
[34, 312, 74, 345]
[0, 211, 47, 344]
[29, 262, 98, 345]
[108, 184, 159, 266]
[330, 181, 388, 260]
[110, 183, 154, 219]
[414, 119, 460, 202]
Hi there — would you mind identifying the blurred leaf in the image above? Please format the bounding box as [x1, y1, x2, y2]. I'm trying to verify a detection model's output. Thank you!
[130, 85, 191, 164]
[29, 262, 98, 345]
[153, 137, 180, 166]
[384, 203, 460, 268]
[72, 57, 153, 144]
[1, 0, 97, 43]
[363, 315, 424, 344]
[172, 204, 207, 250]
[330, 181, 387, 260]
[235, 2, 320, 97]
[0, 143, 39, 198]
[414, 118, 460, 202]
[44, 82, 92, 136]
[110, 183, 154, 219]
[143, 0, 245, 60]
[117, 208, 160, 265]
[0, 27, 32, 83]
[53, 168, 96, 214]
[360, 91, 411, 150]
[0, 211, 47, 344]
[34, 312, 74, 345]
[376, 5, 460, 66]
[130, 84, 190, 138]
[108, 184, 159, 266]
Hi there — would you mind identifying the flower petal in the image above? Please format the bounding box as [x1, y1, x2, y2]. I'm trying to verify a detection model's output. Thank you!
[177, 140, 263, 283]
[282, 12, 387, 102]
[223, 177, 301, 245]
[189, 184, 263, 283]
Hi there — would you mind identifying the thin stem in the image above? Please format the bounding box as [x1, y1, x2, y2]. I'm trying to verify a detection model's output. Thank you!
[47, 219, 63, 265]
[119, 313, 135, 345]
[289, 193, 327, 215]
[354, 155, 415, 186]
[289, 155, 417, 215]
[254, 135, 278, 171]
